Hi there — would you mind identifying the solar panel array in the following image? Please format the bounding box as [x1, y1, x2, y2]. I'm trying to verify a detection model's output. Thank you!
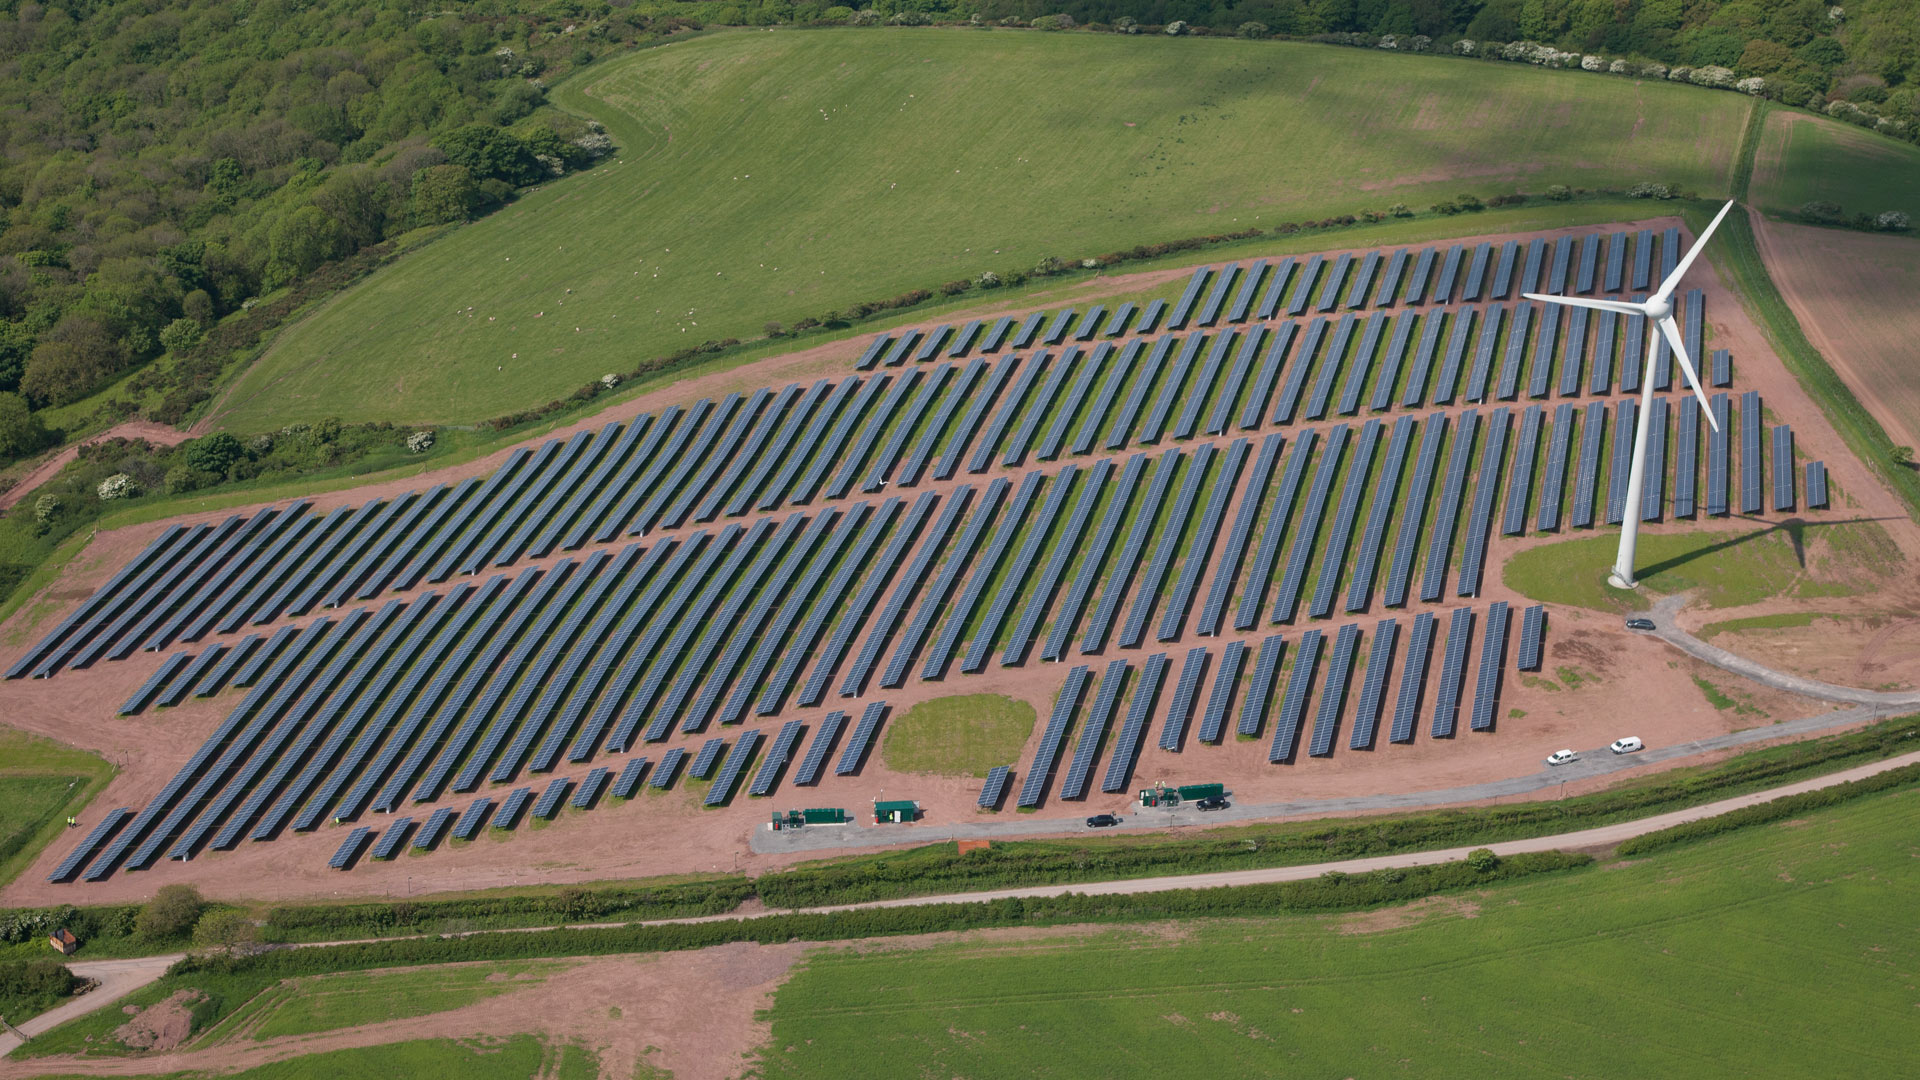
[1268, 629, 1321, 762]
[978, 765, 1013, 808]
[1431, 607, 1474, 739]
[1741, 391, 1765, 514]
[1061, 659, 1127, 800]
[1468, 601, 1509, 731]
[1198, 641, 1246, 744]
[1018, 666, 1089, 807]
[1772, 424, 1795, 511]
[1160, 647, 1208, 751]
[1805, 460, 1828, 508]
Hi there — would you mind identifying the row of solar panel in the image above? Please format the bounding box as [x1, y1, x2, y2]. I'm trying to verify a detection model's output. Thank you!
[859, 229, 1691, 374]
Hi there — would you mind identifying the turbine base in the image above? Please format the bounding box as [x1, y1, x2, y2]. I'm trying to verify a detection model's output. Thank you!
[1607, 570, 1639, 591]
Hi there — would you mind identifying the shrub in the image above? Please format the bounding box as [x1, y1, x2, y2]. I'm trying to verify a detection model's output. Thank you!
[1431, 200, 1461, 215]
[193, 910, 261, 952]
[1545, 184, 1572, 201]
[1388, 203, 1413, 217]
[158, 318, 204, 355]
[1165, 20, 1188, 35]
[96, 473, 139, 501]
[1113, 16, 1138, 33]
[183, 433, 245, 477]
[136, 885, 205, 941]
[1467, 847, 1498, 872]
[601, 372, 622, 388]
[1800, 200, 1844, 222]
[0, 392, 53, 459]
[1454, 193, 1484, 211]
[1875, 210, 1911, 232]
[1030, 13, 1074, 30]
[975, 271, 1002, 289]
[33, 493, 59, 524]
[1238, 21, 1269, 38]
[1626, 181, 1674, 199]
[939, 279, 972, 296]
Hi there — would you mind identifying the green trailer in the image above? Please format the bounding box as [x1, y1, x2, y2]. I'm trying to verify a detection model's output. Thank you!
[873, 799, 918, 824]
[1138, 782, 1225, 807]
[772, 808, 849, 829]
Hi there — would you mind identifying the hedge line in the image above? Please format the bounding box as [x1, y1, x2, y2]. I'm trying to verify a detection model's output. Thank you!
[261, 877, 754, 940]
[177, 852, 1591, 984]
[1615, 762, 1920, 856]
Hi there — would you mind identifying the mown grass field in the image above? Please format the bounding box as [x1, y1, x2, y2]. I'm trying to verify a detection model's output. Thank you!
[225, 28, 1750, 429]
[0, 728, 114, 889]
[28, 1034, 598, 1080]
[1751, 109, 1920, 223]
[198, 961, 564, 1045]
[759, 785, 1920, 1079]
[880, 693, 1036, 778]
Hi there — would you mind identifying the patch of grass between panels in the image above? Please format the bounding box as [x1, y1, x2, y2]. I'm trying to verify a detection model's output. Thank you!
[881, 695, 1038, 780]
[0, 728, 115, 890]
[755, 781, 1920, 1080]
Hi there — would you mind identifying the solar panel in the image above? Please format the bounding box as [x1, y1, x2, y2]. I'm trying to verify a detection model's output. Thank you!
[1308, 622, 1360, 757]
[969, 352, 1046, 471]
[1061, 659, 1128, 800]
[1572, 401, 1606, 528]
[1490, 240, 1519, 299]
[1168, 267, 1211, 329]
[1197, 641, 1246, 744]
[1041, 344, 1109, 458]
[705, 729, 761, 805]
[1043, 456, 1145, 660]
[1236, 429, 1315, 628]
[1403, 248, 1435, 304]
[1632, 228, 1654, 291]
[1316, 253, 1351, 312]
[1346, 415, 1414, 613]
[866, 362, 954, 489]
[1269, 628, 1321, 762]
[1173, 331, 1235, 438]
[1103, 653, 1168, 792]
[918, 327, 952, 362]
[1307, 420, 1378, 619]
[1772, 424, 1795, 511]
[1200, 434, 1282, 635]
[856, 334, 891, 370]
[1255, 257, 1296, 319]
[1517, 604, 1547, 671]
[831, 370, 920, 496]
[1195, 265, 1238, 326]
[611, 757, 651, 799]
[1384, 413, 1446, 608]
[921, 475, 1035, 679]
[881, 330, 919, 367]
[795, 495, 929, 707]
[1102, 302, 1137, 337]
[1141, 332, 1205, 442]
[1711, 348, 1731, 387]
[951, 318, 984, 356]
[15, 522, 193, 678]
[1400, 310, 1444, 407]
[1604, 230, 1628, 292]
[1420, 409, 1479, 602]
[1089, 449, 1181, 653]
[1238, 634, 1285, 738]
[1576, 233, 1600, 293]
[1456, 407, 1510, 596]
[793, 711, 846, 786]
[1239, 322, 1296, 429]
[1012, 310, 1047, 349]
[836, 701, 889, 775]
[937, 356, 1019, 481]
[1620, 306, 1645, 394]
[1504, 405, 1543, 536]
[1662, 226, 1681, 279]
[1160, 440, 1247, 641]
[789, 379, 877, 504]
[1469, 601, 1509, 731]
[1537, 402, 1575, 532]
[1227, 261, 1267, 322]
[982, 315, 1014, 352]
[725, 508, 866, 723]
[688, 737, 727, 780]
[1303, 314, 1350, 419]
[1707, 393, 1730, 516]
[1806, 460, 1828, 508]
[1431, 307, 1474, 405]
[1640, 396, 1669, 521]
[195, 634, 258, 697]
[1346, 251, 1380, 309]
[1075, 340, 1138, 453]
[532, 776, 572, 819]
[1017, 666, 1089, 807]
[1106, 334, 1174, 448]
[1556, 306, 1587, 398]
[1431, 245, 1464, 304]
[413, 806, 455, 850]
[452, 797, 494, 840]
[120, 652, 192, 716]
[1337, 313, 1385, 416]
[1741, 390, 1765, 514]
[48, 808, 130, 883]
[891, 479, 1010, 686]
[1387, 611, 1435, 744]
[649, 748, 686, 790]
[1431, 607, 1474, 738]
[967, 468, 1077, 673]
[1160, 647, 1208, 751]
[1549, 236, 1574, 294]
[1606, 399, 1637, 525]
[834, 490, 960, 697]
[1368, 312, 1413, 412]
[1461, 243, 1492, 301]
[1137, 299, 1168, 333]
[1465, 304, 1504, 402]
[494, 786, 532, 828]
[1590, 310, 1616, 394]
[1524, 303, 1556, 399]
[1374, 249, 1406, 308]
[371, 818, 414, 860]
[1005, 462, 1108, 666]
[979, 765, 1014, 808]
[1349, 618, 1397, 750]
[328, 826, 372, 870]
[1286, 255, 1323, 315]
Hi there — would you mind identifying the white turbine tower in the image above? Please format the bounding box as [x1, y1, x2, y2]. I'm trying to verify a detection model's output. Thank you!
[1524, 199, 1737, 589]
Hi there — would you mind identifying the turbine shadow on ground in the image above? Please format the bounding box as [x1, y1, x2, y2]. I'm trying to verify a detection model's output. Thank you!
[1636, 514, 1900, 578]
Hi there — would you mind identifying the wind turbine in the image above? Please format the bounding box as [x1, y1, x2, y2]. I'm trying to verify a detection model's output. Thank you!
[1524, 199, 1736, 590]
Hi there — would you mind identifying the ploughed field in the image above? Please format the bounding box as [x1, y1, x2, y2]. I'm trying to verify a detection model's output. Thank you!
[9, 219, 1881, 901]
[222, 28, 1754, 429]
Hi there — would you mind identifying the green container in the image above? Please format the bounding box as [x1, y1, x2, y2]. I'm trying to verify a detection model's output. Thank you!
[874, 799, 917, 823]
[1177, 783, 1224, 801]
[803, 807, 848, 824]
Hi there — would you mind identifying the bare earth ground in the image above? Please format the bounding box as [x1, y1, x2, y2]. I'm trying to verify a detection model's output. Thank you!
[2, 216, 1917, 912]
[1752, 216, 1920, 454]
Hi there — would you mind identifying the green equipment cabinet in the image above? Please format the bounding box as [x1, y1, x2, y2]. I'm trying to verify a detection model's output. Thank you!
[1139, 782, 1225, 807]
[873, 799, 918, 824]
[772, 808, 849, 829]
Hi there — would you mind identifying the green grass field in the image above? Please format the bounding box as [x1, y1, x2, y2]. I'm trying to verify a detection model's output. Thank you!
[225, 29, 1750, 429]
[1751, 109, 1920, 222]
[0, 728, 114, 889]
[758, 785, 1920, 1079]
[198, 961, 564, 1044]
[880, 693, 1036, 778]
[27, 1034, 597, 1080]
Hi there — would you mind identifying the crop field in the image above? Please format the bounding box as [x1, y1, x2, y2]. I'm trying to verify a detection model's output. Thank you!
[1751, 110, 1920, 224]
[757, 786, 1920, 1079]
[222, 28, 1752, 429]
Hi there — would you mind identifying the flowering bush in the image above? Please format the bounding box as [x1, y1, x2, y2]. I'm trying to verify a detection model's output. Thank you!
[1031, 13, 1074, 30]
[1627, 182, 1674, 199]
[1610, 59, 1632, 74]
[407, 430, 436, 454]
[1736, 77, 1768, 95]
[600, 373, 620, 389]
[1642, 62, 1669, 79]
[1239, 22, 1269, 39]
[34, 493, 59, 524]
[1667, 66, 1692, 82]
[1690, 65, 1736, 88]
[847, 8, 880, 25]
[1453, 38, 1476, 55]
[1409, 35, 1431, 51]
[1877, 210, 1912, 232]
[97, 473, 139, 500]
[888, 10, 932, 25]
[1164, 20, 1188, 35]
[1581, 54, 1605, 71]
[976, 270, 1002, 288]
[1376, 33, 1397, 49]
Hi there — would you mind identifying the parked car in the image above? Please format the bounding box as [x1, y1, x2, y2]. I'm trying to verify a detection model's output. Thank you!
[1195, 796, 1229, 811]
[1625, 618, 1656, 631]
[1610, 736, 1645, 754]
[1545, 749, 1578, 766]
[1086, 814, 1121, 828]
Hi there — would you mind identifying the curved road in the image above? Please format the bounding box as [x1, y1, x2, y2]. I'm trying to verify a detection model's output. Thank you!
[7, 746, 1917, 1061]
[1647, 594, 1920, 708]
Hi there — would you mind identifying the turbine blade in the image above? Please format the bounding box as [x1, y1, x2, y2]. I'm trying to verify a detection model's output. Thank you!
[1658, 315, 1718, 432]
[1656, 200, 1737, 300]
[1521, 292, 1647, 317]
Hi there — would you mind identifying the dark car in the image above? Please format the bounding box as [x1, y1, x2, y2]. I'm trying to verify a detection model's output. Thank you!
[1626, 618, 1656, 631]
[1086, 814, 1121, 828]
[1195, 796, 1229, 811]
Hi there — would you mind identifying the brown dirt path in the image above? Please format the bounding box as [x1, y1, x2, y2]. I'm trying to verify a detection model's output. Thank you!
[0, 423, 192, 512]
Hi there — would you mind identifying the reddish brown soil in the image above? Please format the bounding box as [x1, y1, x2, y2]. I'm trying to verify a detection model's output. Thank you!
[2, 215, 1914, 914]
[109, 990, 202, 1053]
